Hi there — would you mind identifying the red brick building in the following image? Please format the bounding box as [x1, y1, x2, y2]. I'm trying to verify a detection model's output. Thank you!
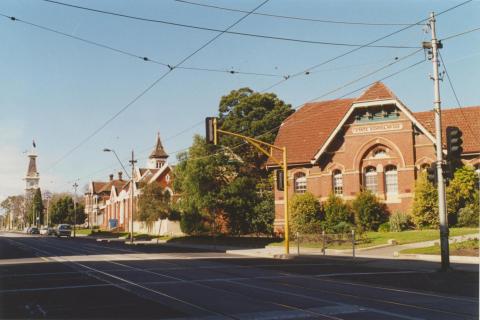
[268, 82, 479, 232]
[84, 133, 174, 230]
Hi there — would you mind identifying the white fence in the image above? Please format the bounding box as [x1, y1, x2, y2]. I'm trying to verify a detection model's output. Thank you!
[133, 219, 183, 236]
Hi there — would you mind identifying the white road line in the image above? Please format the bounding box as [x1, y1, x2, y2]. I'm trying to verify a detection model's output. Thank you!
[0, 283, 113, 293]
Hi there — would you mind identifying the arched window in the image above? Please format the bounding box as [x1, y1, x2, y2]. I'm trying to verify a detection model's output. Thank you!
[373, 148, 387, 159]
[294, 172, 307, 193]
[385, 165, 398, 195]
[333, 170, 343, 196]
[364, 166, 377, 193]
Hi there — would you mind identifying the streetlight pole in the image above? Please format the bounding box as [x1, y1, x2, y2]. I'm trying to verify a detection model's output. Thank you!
[129, 150, 137, 244]
[73, 182, 78, 238]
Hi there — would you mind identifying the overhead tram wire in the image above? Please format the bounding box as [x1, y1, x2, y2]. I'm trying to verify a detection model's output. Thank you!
[438, 51, 478, 140]
[441, 26, 480, 42]
[0, 13, 284, 79]
[175, 0, 423, 27]
[44, 0, 271, 173]
[175, 55, 429, 165]
[260, 0, 473, 93]
[38, 0, 417, 49]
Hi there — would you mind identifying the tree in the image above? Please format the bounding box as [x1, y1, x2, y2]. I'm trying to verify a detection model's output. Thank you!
[28, 189, 44, 226]
[411, 172, 439, 228]
[289, 192, 322, 235]
[137, 182, 171, 223]
[322, 194, 353, 233]
[1, 195, 25, 229]
[352, 191, 388, 232]
[218, 88, 293, 179]
[174, 135, 238, 234]
[50, 195, 86, 225]
[446, 165, 479, 225]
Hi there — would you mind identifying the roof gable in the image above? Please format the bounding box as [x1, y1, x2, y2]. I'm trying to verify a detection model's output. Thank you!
[355, 82, 396, 103]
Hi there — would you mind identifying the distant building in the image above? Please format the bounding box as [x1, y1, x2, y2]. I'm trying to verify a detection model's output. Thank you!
[268, 82, 480, 233]
[84, 133, 175, 231]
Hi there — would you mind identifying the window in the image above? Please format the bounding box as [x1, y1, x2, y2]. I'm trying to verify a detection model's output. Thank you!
[372, 148, 387, 159]
[333, 170, 343, 196]
[364, 167, 377, 193]
[385, 166, 398, 195]
[294, 173, 307, 193]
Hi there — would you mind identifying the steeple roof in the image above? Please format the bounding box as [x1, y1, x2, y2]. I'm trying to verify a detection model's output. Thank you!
[27, 154, 38, 177]
[149, 132, 168, 159]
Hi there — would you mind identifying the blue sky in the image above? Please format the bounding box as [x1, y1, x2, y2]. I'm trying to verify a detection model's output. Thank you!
[0, 0, 479, 200]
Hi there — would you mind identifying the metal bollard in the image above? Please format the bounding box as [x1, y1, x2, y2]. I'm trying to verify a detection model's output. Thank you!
[352, 229, 355, 258]
[322, 230, 326, 255]
[296, 231, 300, 255]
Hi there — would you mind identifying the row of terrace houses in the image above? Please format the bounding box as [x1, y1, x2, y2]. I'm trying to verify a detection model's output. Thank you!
[84, 133, 174, 231]
[268, 82, 480, 233]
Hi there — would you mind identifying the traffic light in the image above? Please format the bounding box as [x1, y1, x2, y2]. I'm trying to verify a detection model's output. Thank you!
[205, 117, 217, 145]
[426, 163, 437, 185]
[276, 170, 284, 191]
[446, 126, 463, 160]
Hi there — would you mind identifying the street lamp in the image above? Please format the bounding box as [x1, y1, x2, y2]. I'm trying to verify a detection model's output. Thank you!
[103, 148, 136, 244]
[44, 191, 52, 227]
[73, 182, 78, 238]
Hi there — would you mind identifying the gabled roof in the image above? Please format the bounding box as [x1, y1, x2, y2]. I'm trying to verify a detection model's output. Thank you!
[268, 82, 479, 167]
[98, 179, 128, 194]
[355, 81, 396, 103]
[268, 98, 354, 166]
[91, 181, 107, 194]
[414, 106, 480, 154]
[149, 132, 168, 159]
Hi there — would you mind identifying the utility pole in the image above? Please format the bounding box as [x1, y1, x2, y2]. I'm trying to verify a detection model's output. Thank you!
[73, 182, 78, 238]
[129, 150, 137, 244]
[424, 12, 449, 271]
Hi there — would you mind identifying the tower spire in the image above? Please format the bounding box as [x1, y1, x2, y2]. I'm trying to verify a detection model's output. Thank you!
[147, 132, 168, 169]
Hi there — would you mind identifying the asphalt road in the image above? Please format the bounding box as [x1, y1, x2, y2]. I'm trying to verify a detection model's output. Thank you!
[0, 232, 478, 320]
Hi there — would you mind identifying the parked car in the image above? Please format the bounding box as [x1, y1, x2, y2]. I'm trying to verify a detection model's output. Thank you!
[55, 224, 72, 237]
[40, 227, 55, 236]
[28, 227, 40, 234]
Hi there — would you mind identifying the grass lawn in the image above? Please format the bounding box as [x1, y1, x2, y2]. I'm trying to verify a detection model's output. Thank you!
[268, 228, 479, 250]
[401, 238, 479, 256]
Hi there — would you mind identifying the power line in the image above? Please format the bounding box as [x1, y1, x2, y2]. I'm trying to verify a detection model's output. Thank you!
[38, 0, 418, 49]
[260, 0, 473, 93]
[438, 51, 478, 140]
[175, 0, 422, 27]
[0, 13, 285, 78]
[441, 26, 480, 41]
[45, 0, 271, 173]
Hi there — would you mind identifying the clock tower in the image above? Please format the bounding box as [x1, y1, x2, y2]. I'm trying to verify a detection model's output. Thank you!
[25, 143, 40, 202]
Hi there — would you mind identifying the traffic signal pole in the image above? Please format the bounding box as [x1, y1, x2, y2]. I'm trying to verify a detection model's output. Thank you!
[206, 117, 291, 255]
[428, 12, 450, 270]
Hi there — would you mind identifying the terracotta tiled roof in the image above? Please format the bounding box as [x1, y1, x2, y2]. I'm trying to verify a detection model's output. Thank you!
[355, 82, 396, 103]
[98, 179, 128, 194]
[414, 106, 480, 154]
[268, 98, 354, 166]
[91, 182, 107, 194]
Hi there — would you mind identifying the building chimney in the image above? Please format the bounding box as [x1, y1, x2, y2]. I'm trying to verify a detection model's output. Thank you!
[109, 174, 114, 181]
[118, 171, 123, 180]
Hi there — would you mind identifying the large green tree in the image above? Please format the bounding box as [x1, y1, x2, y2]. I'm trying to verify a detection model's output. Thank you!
[138, 182, 171, 223]
[28, 189, 44, 226]
[1, 195, 25, 229]
[50, 195, 85, 225]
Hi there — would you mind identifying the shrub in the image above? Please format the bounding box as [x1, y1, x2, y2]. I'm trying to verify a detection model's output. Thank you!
[457, 203, 479, 227]
[447, 166, 479, 226]
[411, 172, 439, 228]
[322, 194, 353, 233]
[389, 211, 412, 232]
[180, 210, 204, 234]
[289, 192, 323, 235]
[378, 222, 390, 232]
[352, 191, 388, 232]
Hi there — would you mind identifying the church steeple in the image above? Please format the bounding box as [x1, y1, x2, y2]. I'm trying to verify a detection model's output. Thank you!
[25, 140, 40, 200]
[147, 132, 168, 169]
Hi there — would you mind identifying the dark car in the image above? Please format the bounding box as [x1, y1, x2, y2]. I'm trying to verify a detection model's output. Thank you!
[28, 227, 40, 234]
[55, 224, 72, 237]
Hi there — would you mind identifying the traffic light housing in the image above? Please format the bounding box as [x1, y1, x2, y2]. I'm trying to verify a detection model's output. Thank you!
[276, 170, 284, 191]
[446, 126, 463, 160]
[426, 163, 437, 185]
[205, 117, 217, 145]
